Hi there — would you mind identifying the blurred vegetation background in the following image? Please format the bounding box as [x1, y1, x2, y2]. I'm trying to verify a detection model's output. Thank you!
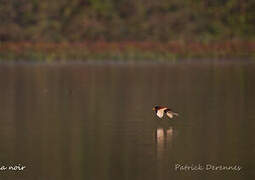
[0, 0, 255, 60]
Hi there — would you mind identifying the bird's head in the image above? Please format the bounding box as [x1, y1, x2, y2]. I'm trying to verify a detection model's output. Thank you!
[152, 105, 160, 111]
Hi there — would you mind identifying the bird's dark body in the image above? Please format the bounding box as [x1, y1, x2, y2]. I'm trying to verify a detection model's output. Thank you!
[153, 106, 171, 112]
[164, 108, 171, 113]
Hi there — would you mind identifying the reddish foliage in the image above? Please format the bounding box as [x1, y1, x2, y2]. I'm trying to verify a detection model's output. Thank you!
[0, 41, 254, 58]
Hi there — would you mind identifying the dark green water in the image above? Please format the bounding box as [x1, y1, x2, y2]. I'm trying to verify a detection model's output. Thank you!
[0, 62, 254, 180]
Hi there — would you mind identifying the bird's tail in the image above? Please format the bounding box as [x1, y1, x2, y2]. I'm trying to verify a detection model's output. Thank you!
[173, 112, 179, 116]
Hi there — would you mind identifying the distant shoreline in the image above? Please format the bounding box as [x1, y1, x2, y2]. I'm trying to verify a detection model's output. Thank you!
[0, 41, 254, 62]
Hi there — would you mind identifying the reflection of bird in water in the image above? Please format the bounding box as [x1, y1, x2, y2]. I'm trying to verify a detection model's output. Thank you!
[155, 126, 175, 177]
[152, 105, 179, 119]
[156, 127, 173, 143]
[155, 127, 175, 156]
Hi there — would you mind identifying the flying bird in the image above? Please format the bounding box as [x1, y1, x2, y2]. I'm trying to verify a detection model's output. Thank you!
[152, 105, 179, 119]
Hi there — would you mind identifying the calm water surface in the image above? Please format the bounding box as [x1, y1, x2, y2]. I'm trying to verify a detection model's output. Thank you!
[0, 62, 254, 180]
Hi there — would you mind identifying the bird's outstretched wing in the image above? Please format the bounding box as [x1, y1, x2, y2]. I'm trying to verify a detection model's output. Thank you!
[166, 111, 174, 118]
[165, 109, 179, 119]
[156, 108, 167, 118]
